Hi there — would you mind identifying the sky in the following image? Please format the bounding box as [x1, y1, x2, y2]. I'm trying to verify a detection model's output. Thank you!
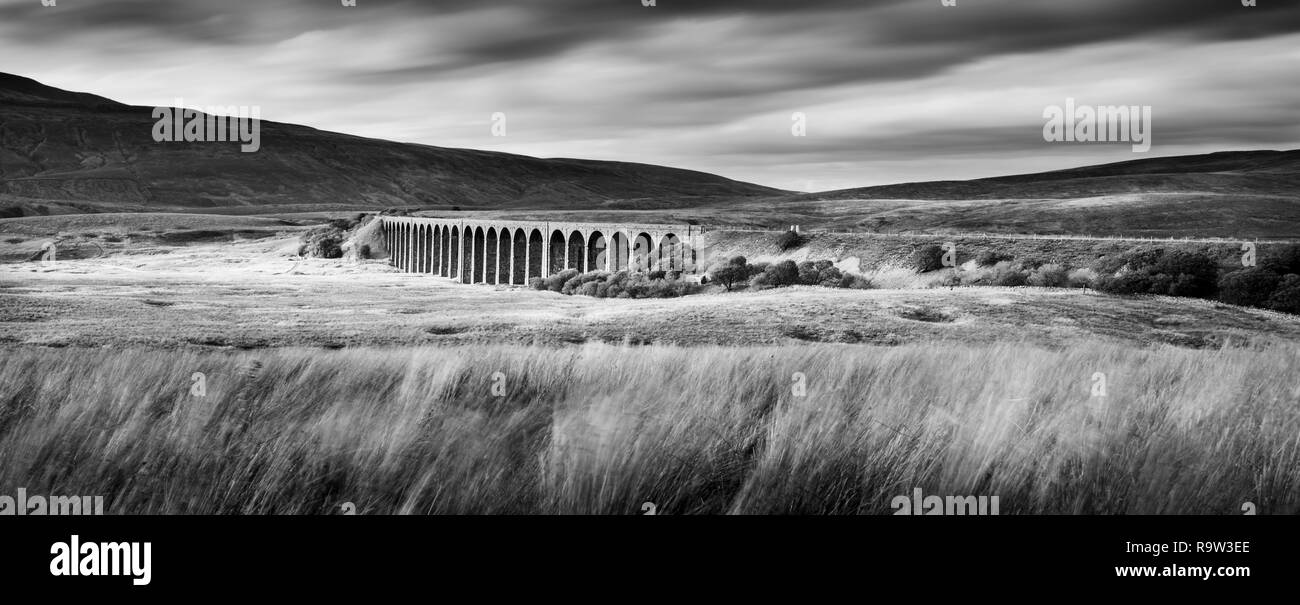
[0, 0, 1297, 192]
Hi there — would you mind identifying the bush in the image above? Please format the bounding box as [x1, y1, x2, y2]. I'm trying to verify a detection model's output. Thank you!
[752, 260, 800, 288]
[991, 262, 1029, 287]
[1261, 245, 1300, 275]
[838, 273, 874, 290]
[358, 244, 372, 260]
[776, 230, 806, 251]
[1027, 263, 1069, 288]
[975, 250, 1014, 267]
[529, 270, 706, 299]
[541, 269, 580, 292]
[912, 244, 946, 273]
[1217, 267, 1284, 307]
[561, 271, 609, 295]
[1150, 251, 1219, 298]
[797, 259, 843, 286]
[1096, 272, 1153, 295]
[1067, 268, 1097, 289]
[1264, 274, 1300, 314]
[302, 236, 343, 259]
[1095, 249, 1219, 299]
[709, 256, 750, 291]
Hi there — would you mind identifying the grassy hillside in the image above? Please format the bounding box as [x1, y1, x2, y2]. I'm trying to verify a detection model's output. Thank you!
[0, 73, 781, 216]
[808, 150, 1300, 201]
[0, 342, 1296, 514]
[755, 150, 1300, 238]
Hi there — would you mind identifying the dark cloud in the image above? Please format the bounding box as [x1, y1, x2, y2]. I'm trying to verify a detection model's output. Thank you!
[0, 0, 1295, 190]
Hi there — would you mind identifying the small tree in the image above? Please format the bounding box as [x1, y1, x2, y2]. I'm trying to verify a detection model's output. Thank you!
[710, 256, 749, 291]
[761, 260, 799, 286]
[776, 229, 806, 251]
[912, 244, 945, 273]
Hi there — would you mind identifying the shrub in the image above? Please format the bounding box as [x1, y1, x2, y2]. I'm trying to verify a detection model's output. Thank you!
[1264, 274, 1300, 314]
[530, 270, 706, 299]
[797, 259, 842, 286]
[358, 244, 372, 259]
[911, 244, 946, 273]
[561, 271, 609, 295]
[1027, 263, 1070, 288]
[302, 236, 343, 259]
[776, 230, 806, 251]
[1150, 251, 1218, 298]
[1261, 245, 1300, 274]
[1095, 249, 1219, 299]
[647, 270, 666, 280]
[1067, 268, 1097, 289]
[543, 269, 580, 292]
[838, 273, 874, 290]
[709, 256, 749, 291]
[991, 262, 1029, 287]
[975, 250, 1014, 267]
[1096, 272, 1153, 295]
[1217, 267, 1284, 307]
[752, 260, 800, 288]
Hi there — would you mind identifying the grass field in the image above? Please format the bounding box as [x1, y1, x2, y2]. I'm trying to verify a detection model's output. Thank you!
[0, 342, 1296, 514]
[3, 223, 1299, 514]
[7, 258, 1300, 349]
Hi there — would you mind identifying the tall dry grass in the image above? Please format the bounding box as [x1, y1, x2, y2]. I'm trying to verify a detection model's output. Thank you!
[1, 341, 1297, 514]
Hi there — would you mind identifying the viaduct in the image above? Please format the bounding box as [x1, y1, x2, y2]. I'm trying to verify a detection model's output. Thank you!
[378, 217, 706, 284]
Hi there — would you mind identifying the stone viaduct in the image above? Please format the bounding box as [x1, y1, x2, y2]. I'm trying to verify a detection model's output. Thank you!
[378, 217, 706, 284]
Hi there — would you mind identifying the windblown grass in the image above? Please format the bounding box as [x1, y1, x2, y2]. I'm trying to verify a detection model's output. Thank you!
[1, 341, 1297, 514]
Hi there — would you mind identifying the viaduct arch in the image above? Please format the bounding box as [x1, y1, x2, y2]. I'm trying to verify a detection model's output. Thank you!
[379, 217, 705, 284]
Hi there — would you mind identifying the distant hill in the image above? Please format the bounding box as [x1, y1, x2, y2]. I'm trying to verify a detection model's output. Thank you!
[770, 150, 1300, 238]
[0, 73, 783, 217]
[803, 150, 1300, 201]
[3, 72, 1297, 238]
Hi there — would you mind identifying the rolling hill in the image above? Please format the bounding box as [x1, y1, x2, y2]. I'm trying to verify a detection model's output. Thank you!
[3, 72, 1297, 239]
[0, 72, 782, 217]
[804, 150, 1300, 202]
[764, 150, 1300, 238]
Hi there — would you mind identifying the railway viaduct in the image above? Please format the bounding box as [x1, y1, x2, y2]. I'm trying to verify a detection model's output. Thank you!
[378, 217, 705, 284]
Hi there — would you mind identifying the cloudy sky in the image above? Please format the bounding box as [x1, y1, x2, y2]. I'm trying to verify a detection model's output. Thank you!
[0, 0, 1296, 192]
